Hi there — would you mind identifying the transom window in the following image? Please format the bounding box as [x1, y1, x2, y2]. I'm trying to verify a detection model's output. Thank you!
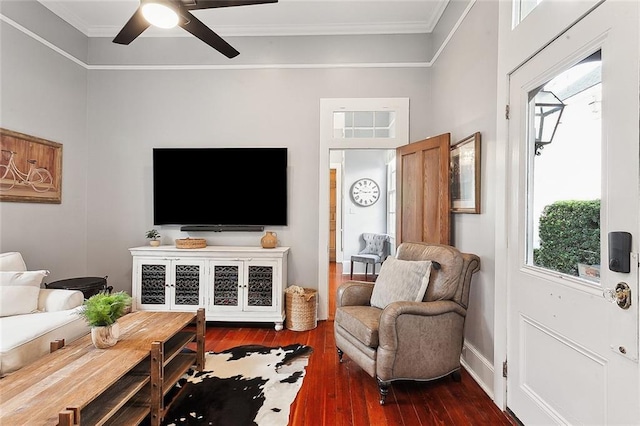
[513, 0, 544, 27]
[333, 111, 396, 139]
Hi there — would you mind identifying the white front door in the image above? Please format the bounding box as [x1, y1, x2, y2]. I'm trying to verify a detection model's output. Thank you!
[506, 1, 639, 424]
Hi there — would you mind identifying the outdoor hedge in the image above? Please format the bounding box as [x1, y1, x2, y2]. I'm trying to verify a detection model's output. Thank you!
[533, 199, 600, 276]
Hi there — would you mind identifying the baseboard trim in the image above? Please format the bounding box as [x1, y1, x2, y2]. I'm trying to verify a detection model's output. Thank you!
[461, 340, 495, 400]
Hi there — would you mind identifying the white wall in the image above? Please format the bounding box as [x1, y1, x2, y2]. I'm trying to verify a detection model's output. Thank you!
[427, 0, 499, 394]
[87, 33, 432, 66]
[0, 14, 89, 281]
[84, 67, 428, 292]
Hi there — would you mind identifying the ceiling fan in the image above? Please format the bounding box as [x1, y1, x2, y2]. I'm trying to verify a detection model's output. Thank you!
[113, 0, 278, 58]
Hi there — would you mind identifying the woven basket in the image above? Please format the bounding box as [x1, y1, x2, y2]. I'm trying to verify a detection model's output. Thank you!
[285, 286, 317, 331]
[175, 238, 207, 249]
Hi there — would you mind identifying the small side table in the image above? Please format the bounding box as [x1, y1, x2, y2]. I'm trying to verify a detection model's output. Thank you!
[44, 276, 111, 299]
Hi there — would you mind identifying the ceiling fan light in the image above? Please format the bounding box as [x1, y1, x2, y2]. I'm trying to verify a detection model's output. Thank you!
[141, 3, 179, 29]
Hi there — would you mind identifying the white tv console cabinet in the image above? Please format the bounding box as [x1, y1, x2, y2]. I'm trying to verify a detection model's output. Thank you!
[129, 245, 289, 330]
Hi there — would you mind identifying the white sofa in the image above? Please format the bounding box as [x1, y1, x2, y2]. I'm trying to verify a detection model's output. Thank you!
[0, 252, 90, 376]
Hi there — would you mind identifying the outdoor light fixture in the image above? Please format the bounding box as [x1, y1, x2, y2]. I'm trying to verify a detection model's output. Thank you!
[533, 90, 565, 155]
[141, 0, 179, 29]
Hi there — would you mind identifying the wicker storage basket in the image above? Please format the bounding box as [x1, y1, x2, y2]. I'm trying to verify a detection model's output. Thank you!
[175, 238, 207, 249]
[285, 286, 317, 331]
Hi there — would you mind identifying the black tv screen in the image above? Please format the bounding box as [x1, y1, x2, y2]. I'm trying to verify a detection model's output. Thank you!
[153, 148, 287, 227]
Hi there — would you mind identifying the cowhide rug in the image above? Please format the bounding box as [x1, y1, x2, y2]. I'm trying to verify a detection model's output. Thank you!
[162, 343, 313, 426]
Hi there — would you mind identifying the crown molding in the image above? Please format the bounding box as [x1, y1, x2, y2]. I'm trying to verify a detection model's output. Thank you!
[425, 0, 449, 33]
[39, 0, 92, 35]
[39, 0, 445, 38]
[0, 14, 86, 68]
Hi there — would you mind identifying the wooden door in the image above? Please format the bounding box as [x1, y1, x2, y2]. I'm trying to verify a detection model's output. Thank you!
[329, 168, 337, 261]
[396, 133, 451, 245]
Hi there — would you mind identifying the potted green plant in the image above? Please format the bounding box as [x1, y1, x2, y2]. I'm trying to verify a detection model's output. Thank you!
[78, 291, 132, 348]
[146, 229, 161, 246]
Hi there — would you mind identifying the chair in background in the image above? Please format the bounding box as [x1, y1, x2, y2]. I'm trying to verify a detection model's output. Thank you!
[335, 242, 480, 405]
[350, 233, 390, 281]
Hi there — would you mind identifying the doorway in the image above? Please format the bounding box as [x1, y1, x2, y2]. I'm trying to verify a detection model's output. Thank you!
[330, 149, 394, 278]
[318, 98, 410, 321]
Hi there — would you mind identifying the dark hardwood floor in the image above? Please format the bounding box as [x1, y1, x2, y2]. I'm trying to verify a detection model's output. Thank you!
[201, 262, 516, 426]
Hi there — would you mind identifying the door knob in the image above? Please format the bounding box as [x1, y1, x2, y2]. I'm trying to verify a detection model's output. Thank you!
[603, 282, 631, 309]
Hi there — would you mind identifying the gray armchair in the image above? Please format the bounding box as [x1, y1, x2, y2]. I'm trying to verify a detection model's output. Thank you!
[349, 233, 390, 281]
[334, 242, 480, 404]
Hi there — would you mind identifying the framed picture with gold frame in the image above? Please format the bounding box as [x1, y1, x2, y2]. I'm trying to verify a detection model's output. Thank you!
[0, 128, 63, 204]
[450, 132, 480, 214]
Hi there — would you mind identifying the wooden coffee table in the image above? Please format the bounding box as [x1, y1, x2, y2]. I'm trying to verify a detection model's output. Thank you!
[0, 309, 205, 426]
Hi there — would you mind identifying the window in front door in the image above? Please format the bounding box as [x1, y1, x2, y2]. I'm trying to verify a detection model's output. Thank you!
[527, 51, 602, 285]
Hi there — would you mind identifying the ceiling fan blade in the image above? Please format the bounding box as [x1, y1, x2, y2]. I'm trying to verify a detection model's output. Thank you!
[113, 7, 151, 45]
[185, 0, 278, 11]
[180, 10, 239, 58]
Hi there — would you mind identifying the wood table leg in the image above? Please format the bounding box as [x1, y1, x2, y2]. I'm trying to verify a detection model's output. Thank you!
[58, 406, 79, 425]
[58, 410, 74, 426]
[150, 342, 163, 426]
[196, 308, 205, 371]
[50, 339, 65, 353]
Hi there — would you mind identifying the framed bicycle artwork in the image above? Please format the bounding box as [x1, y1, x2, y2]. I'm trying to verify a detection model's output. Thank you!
[450, 132, 481, 214]
[0, 128, 62, 204]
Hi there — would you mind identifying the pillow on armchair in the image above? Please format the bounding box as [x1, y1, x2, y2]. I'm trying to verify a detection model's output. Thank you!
[0, 270, 49, 317]
[369, 257, 432, 309]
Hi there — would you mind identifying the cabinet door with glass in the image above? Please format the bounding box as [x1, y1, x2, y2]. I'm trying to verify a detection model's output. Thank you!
[133, 257, 205, 311]
[208, 259, 279, 313]
[243, 259, 279, 313]
[208, 260, 245, 312]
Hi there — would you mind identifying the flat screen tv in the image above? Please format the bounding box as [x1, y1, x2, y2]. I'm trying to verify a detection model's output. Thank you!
[153, 147, 287, 230]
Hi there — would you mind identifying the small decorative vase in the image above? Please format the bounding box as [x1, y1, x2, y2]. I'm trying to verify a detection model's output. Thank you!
[150, 240, 161, 247]
[91, 322, 120, 349]
[261, 231, 277, 249]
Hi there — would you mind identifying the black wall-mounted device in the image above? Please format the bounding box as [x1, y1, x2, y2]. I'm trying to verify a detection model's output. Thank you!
[608, 231, 631, 273]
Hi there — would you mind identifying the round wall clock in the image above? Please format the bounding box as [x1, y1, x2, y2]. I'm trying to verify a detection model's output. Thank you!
[350, 178, 380, 206]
